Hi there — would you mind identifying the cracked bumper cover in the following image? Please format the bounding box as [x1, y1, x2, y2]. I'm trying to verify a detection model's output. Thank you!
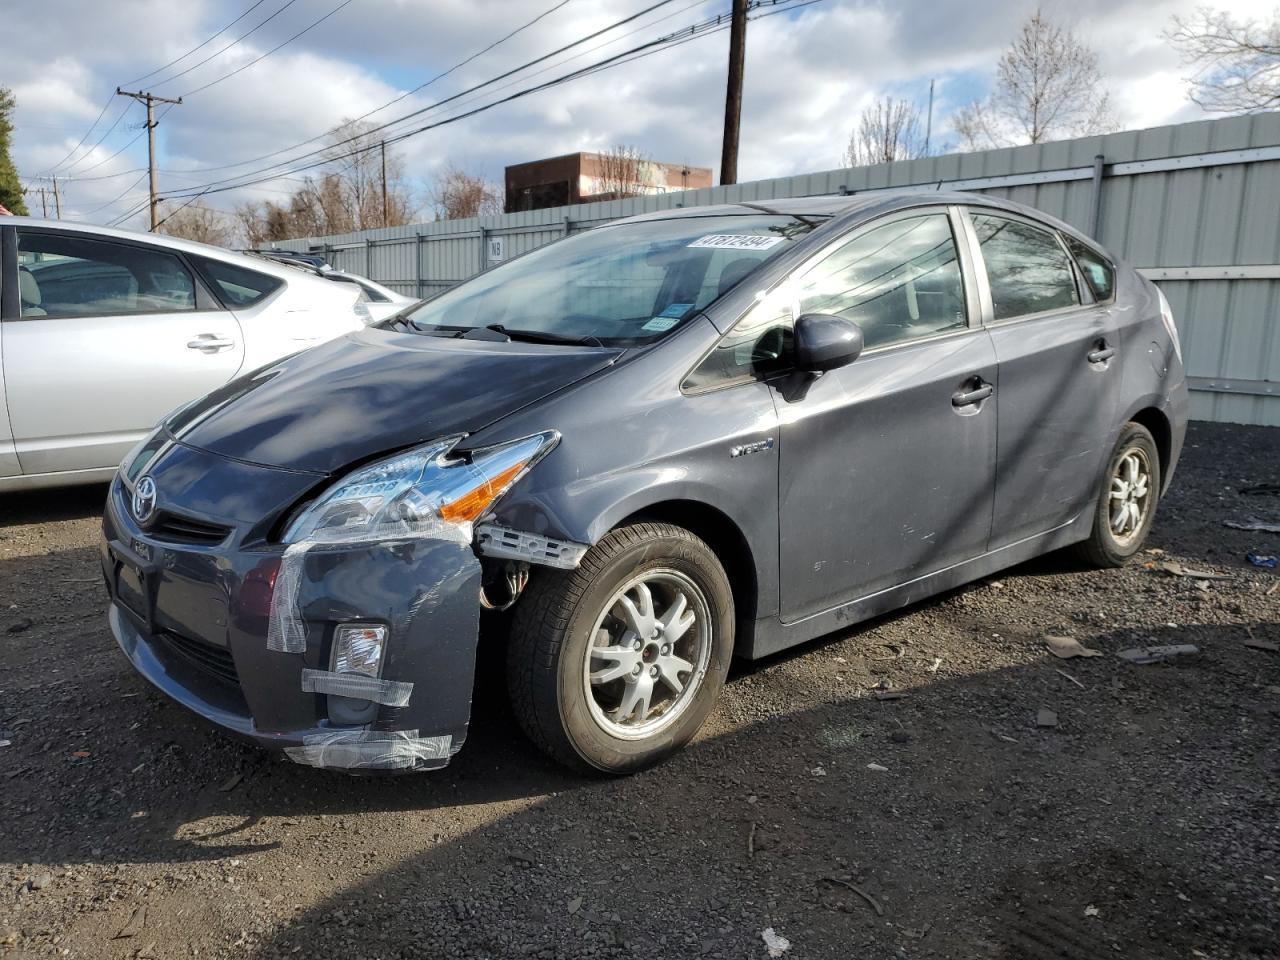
[103, 470, 484, 773]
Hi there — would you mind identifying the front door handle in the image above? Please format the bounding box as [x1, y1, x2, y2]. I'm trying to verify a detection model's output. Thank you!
[952, 381, 993, 407]
[187, 334, 236, 352]
[1087, 340, 1115, 364]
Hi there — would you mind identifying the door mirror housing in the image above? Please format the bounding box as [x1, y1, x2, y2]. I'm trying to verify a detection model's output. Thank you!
[793, 313, 864, 372]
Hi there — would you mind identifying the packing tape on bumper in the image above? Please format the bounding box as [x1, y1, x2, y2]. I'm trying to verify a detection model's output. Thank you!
[284, 729, 452, 771]
[300, 668, 413, 707]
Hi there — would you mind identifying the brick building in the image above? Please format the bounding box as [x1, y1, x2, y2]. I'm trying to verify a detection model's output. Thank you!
[504, 152, 712, 213]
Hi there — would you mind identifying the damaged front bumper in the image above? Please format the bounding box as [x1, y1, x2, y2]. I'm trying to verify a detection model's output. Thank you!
[102, 457, 485, 774]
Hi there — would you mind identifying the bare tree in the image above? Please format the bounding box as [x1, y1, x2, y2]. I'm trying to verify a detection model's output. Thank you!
[156, 203, 235, 247]
[236, 119, 418, 243]
[955, 8, 1115, 150]
[429, 164, 503, 220]
[842, 97, 925, 167]
[321, 120, 416, 229]
[1168, 7, 1280, 113]
[593, 144, 653, 199]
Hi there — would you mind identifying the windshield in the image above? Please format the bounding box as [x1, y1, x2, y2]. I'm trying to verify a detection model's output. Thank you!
[398, 214, 820, 346]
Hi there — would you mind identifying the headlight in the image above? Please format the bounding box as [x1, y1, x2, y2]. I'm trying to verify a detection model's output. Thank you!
[283, 431, 558, 545]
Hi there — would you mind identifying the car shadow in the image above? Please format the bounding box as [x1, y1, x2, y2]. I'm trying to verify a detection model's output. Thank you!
[7, 618, 1265, 959]
[0, 481, 108, 528]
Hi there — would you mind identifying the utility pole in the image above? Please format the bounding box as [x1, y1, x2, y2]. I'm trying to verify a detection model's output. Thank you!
[924, 79, 935, 157]
[116, 88, 183, 231]
[51, 176, 61, 219]
[379, 140, 388, 226]
[718, 0, 748, 186]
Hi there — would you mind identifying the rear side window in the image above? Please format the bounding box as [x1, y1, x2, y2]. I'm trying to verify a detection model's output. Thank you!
[1064, 236, 1115, 302]
[193, 256, 284, 307]
[971, 214, 1079, 321]
[16, 230, 195, 318]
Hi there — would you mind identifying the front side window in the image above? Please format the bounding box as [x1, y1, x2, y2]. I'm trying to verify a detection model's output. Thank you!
[797, 214, 967, 348]
[399, 214, 819, 347]
[685, 213, 968, 390]
[1064, 235, 1115, 302]
[971, 214, 1079, 320]
[16, 231, 195, 318]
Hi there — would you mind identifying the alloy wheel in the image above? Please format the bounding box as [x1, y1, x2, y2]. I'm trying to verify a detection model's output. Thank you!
[582, 569, 712, 740]
[1109, 446, 1153, 544]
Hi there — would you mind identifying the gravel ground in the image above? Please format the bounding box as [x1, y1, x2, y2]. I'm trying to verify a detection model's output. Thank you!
[1, 421, 1278, 960]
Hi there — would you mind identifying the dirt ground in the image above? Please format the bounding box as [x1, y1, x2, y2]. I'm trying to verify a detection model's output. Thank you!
[1, 421, 1278, 960]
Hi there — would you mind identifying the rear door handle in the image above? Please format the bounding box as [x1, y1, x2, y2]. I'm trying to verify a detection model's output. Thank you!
[952, 382, 993, 407]
[187, 334, 236, 352]
[1088, 342, 1115, 364]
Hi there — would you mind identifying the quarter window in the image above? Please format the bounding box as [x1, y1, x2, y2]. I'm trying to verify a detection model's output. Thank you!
[16, 231, 196, 318]
[192, 256, 284, 307]
[970, 214, 1079, 320]
[1064, 235, 1115, 302]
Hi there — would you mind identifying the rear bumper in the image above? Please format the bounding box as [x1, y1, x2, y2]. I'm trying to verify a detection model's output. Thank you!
[102, 474, 484, 773]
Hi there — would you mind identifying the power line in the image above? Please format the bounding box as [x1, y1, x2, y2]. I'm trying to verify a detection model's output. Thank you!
[52, 100, 133, 176]
[36, 0, 273, 176]
[147, 0, 304, 90]
[35, 94, 115, 177]
[84, 171, 150, 217]
[158, 0, 688, 198]
[121, 0, 274, 86]
[154, 0, 577, 178]
[68, 0, 354, 196]
[102, 0, 821, 223]
[68, 0, 575, 219]
[108, 196, 156, 228]
[176, 0, 358, 98]
[68, 103, 177, 177]
[163, 1, 792, 201]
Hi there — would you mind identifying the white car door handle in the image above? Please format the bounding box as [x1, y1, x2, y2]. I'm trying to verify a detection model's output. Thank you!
[187, 334, 237, 352]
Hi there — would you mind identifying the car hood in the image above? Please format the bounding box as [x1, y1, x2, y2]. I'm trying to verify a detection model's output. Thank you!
[168, 327, 622, 474]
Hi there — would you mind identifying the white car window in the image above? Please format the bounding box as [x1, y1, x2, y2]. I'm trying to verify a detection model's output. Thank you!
[17, 231, 195, 318]
[192, 256, 285, 308]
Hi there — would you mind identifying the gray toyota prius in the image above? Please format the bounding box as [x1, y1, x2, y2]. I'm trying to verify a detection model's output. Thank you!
[103, 191, 1188, 774]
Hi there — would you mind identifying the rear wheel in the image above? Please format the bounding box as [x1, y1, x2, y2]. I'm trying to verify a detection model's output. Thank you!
[506, 522, 734, 774]
[1074, 422, 1161, 567]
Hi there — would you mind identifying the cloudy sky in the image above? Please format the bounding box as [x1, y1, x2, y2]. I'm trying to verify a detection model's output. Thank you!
[5, 0, 1268, 229]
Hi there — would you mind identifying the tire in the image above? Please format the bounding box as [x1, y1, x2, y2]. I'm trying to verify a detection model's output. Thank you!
[1074, 422, 1162, 568]
[506, 522, 734, 774]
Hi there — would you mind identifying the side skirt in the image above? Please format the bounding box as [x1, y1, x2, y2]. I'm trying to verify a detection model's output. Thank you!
[741, 517, 1086, 660]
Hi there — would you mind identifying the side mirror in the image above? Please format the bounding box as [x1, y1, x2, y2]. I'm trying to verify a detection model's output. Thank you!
[793, 313, 863, 372]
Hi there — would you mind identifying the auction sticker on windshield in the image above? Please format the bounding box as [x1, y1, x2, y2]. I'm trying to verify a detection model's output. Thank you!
[688, 235, 785, 250]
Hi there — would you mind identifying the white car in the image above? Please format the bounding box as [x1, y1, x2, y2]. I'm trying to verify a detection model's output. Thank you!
[1, 217, 372, 491]
[322, 271, 418, 323]
[245, 251, 419, 323]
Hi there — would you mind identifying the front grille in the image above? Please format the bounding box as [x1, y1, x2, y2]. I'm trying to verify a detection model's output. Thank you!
[155, 630, 239, 686]
[149, 511, 232, 545]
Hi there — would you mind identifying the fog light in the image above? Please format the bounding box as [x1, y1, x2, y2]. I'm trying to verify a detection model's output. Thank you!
[332, 624, 387, 677]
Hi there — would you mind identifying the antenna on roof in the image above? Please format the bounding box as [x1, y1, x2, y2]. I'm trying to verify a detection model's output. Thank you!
[935, 180, 943, 191]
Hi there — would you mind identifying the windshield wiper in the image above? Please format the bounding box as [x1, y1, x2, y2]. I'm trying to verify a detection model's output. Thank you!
[478, 324, 604, 347]
[403, 321, 470, 337]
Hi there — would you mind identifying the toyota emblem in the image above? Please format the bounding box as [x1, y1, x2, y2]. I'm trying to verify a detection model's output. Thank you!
[132, 476, 158, 524]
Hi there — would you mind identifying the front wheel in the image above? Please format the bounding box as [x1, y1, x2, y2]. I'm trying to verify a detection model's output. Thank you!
[506, 523, 734, 774]
[1074, 422, 1162, 567]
